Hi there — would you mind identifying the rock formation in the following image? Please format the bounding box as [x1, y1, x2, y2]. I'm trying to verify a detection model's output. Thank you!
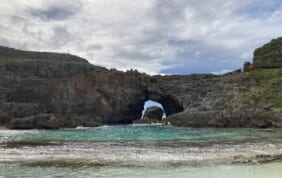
[253, 37, 282, 68]
[134, 106, 164, 124]
[0, 37, 281, 129]
[143, 107, 164, 121]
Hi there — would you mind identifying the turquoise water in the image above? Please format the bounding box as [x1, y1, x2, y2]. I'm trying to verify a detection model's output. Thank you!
[0, 125, 282, 177]
[2, 125, 282, 143]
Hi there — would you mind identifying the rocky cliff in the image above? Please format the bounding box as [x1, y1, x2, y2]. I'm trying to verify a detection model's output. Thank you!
[0, 38, 281, 129]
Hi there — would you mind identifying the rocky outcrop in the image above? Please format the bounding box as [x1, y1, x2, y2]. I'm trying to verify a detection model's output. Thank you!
[253, 37, 282, 68]
[134, 106, 164, 124]
[143, 107, 163, 121]
[0, 37, 281, 129]
[243, 62, 253, 72]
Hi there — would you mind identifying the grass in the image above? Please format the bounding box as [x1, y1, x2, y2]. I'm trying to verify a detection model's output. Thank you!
[255, 41, 280, 56]
[222, 104, 233, 112]
[0, 57, 33, 64]
[254, 40, 282, 68]
[240, 68, 282, 109]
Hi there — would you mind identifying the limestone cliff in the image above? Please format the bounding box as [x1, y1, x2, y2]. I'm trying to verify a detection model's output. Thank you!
[0, 38, 281, 129]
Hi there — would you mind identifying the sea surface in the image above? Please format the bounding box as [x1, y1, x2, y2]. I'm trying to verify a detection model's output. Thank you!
[0, 125, 282, 178]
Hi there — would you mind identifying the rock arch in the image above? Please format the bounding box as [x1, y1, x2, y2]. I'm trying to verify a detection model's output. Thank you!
[146, 93, 184, 117]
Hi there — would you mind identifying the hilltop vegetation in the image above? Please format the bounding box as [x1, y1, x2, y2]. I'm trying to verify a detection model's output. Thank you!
[0, 46, 88, 64]
[254, 37, 282, 68]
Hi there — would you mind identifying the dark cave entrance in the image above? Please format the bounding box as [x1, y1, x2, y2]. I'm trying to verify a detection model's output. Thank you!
[148, 93, 184, 115]
[135, 93, 184, 120]
[141, 100, 167, 119]
[127, 93, 184, 123]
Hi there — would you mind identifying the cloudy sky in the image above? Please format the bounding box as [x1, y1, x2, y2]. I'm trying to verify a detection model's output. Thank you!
[0, 0, 282, 74]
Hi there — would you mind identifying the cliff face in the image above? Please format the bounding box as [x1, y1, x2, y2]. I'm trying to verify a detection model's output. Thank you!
[160, 69, 282, 128]
[0, 38, 281, 129]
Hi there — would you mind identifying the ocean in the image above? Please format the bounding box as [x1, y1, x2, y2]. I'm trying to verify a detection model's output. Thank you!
[0, 125, 281, 178]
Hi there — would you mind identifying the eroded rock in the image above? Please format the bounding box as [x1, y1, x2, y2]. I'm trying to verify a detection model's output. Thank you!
[143, 106, 163, 121]
[134, 106, 164, 124]
[0, 37, 281, 129]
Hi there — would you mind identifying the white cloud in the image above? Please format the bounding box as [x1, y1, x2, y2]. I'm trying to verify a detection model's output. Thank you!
[0, 0, 282, 74]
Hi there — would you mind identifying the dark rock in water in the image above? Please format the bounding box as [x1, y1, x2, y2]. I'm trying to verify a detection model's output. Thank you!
[134, 106, 163, 124]
[143, 106, 163, 121]
[0, 37, 282, 129]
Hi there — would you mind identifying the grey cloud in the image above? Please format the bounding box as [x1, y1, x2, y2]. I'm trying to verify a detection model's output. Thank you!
[50, 26, 73, 47]
[113, 47, 157, 61]
[30, 7, 75, 21]
[87, 44, 103, 51]
[1, 0, 282, 74]
[152, 0, 188, 23]
[28, 1, 82, 21]
[0, 37, 13, 48]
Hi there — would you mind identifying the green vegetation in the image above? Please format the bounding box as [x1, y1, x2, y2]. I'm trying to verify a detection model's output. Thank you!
[255, 41, 280, 56]
[240, 68, 282, 109]
[0, 46, 88, 64]
[222, 104, 233, 112]
[0, 57, 33, 64]
[253, 38, 282, 68]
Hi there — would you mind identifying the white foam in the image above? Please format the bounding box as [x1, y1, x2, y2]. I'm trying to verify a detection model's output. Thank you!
[0, 141, 281, 166]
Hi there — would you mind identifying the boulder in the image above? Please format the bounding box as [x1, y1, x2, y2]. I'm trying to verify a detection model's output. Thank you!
[243, 62, 254, 72]
[143, 106, 164, 121]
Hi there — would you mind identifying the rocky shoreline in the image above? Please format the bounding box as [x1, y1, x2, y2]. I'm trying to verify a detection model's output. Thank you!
[0, 37, 281, 129]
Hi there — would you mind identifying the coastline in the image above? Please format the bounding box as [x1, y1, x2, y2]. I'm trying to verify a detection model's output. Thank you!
[1, 161, 282, 178]
[0, 125, 281, 177]
[0, 127, 8, 130]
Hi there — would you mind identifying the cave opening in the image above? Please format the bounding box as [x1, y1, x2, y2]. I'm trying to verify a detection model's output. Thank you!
[141, 100, 166, 120]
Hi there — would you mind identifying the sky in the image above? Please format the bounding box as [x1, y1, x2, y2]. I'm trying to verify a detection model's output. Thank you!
[0, 0, 282, 75]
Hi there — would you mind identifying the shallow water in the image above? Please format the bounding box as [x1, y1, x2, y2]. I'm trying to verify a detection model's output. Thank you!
[1, 125, 282, 143]
[0, 125, 282, 177]
[1, 162, 282, 178]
